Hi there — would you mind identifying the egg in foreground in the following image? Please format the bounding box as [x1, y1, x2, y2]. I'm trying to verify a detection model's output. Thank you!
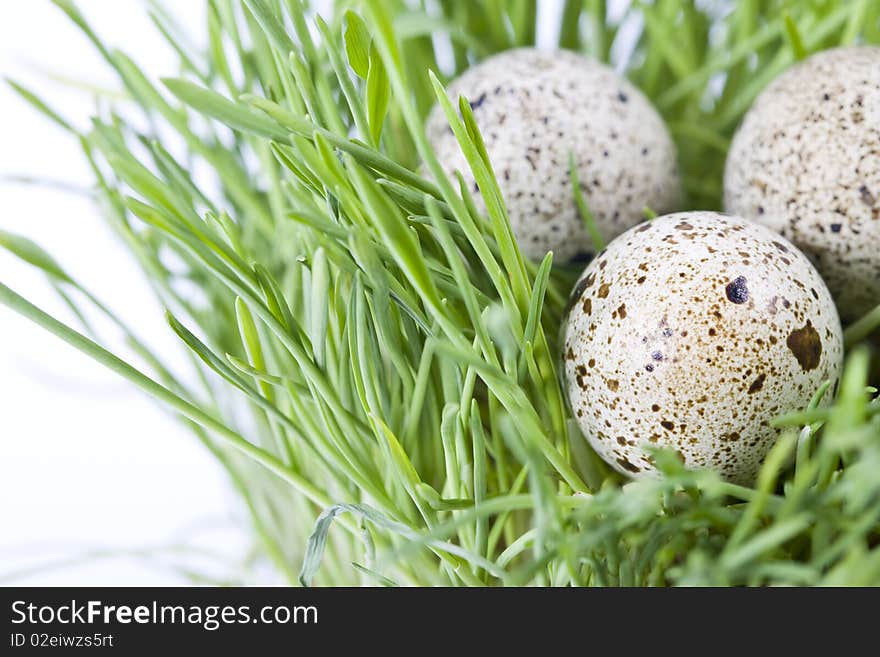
[563, 212, 844, 484]
[724, 46, 880, 321]
[426, 48, 680, 262]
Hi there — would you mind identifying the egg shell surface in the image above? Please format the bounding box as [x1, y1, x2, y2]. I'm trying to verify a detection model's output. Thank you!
[563, 212, 844, 484]
[426, 47, 681, 262]
[724, 46, 880, 321]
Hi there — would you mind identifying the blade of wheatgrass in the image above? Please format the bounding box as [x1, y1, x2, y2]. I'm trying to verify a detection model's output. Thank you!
[343, 10, 371, 78]
[521, 253, 553, 355]
[568, 152, 605, 253]
[345, 157, 462, 335]
[127, 197, 390, 499]
[315, 16, 372, 145]
[712, 5, 851, 130]
[783, 13, 808, 60]
[722, 431, 798, 554]
[362, 1, 525, 325]
[424, 197, 498, 365]
[162, 77, 288, 139]
[308, 248, 330, 368]
[5, 79, 75, 133]
[245, 93, 441, 196]
[432, 341, 587, 492]
[0, 230, 74, 283]
[147, 3, 207, 81]
[720, 513, 812, 575]
[175, 300, 387, 515]
[431, 74, 531, 318]
[844, 303, 880, 347]
[657, 20, 785, 109]
[469, 401, 489, 569]
[299, 503, 505, 587]
[366, 45, 392, 146]
[0, 280, 336, 510]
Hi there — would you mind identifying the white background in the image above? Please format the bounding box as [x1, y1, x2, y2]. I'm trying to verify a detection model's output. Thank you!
[0, 0, 584, 585]
[0, 1, 248, 586]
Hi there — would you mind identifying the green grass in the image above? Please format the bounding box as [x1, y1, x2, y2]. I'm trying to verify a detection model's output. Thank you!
[2, 0, 880, 586]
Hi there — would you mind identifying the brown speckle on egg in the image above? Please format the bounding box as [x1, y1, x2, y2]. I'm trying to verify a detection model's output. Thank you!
[563, 212, 844, 485]
[616, 457, 641, 473]
[748, 373, 766, 394]
[786, 321, 822, 371]
[725, 276, 749, 304]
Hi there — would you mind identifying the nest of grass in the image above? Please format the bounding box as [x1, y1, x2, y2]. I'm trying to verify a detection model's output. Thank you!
[3, 0, 880, 586]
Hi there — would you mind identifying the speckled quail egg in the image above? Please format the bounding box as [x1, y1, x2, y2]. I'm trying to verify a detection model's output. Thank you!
[426, 48, 681, 262]
[563, 212, 844, 484]
[725, 46, 880, 322]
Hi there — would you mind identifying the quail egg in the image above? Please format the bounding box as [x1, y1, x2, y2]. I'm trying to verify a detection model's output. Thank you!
[725, 46, 880, 321]
[426, 48, 681, 262]
[563, 212, 844, 484]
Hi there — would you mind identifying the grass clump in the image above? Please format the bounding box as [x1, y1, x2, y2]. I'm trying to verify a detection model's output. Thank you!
[2, 0, 880, 586]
